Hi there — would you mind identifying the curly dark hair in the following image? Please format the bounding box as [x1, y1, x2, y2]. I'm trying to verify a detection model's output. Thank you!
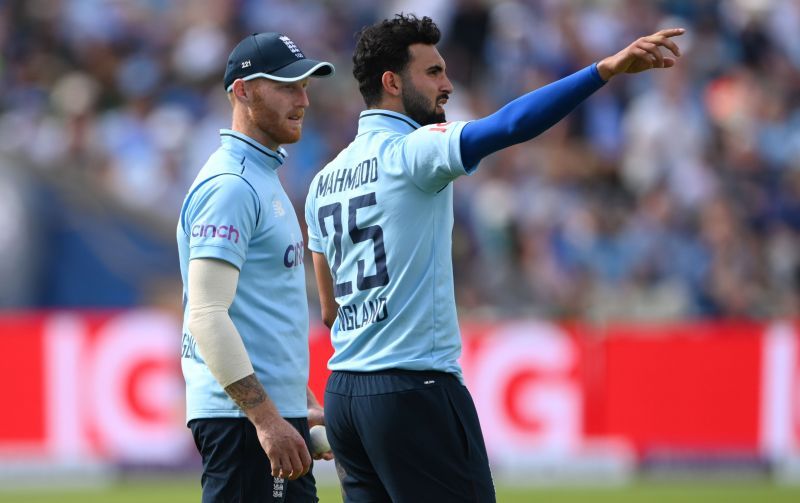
[352, 14, 441, 107]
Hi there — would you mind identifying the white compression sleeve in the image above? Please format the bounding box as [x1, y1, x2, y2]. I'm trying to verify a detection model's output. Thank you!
[187, 258, 254, 388]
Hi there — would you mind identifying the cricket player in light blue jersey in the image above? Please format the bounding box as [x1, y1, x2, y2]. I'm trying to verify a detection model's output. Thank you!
[177, 32, 334, 503]
[305, 13, 684, 502]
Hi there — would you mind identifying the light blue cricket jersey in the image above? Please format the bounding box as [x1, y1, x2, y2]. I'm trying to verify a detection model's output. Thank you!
[178, 129, 309, 422]
[305, 110, 476, 379]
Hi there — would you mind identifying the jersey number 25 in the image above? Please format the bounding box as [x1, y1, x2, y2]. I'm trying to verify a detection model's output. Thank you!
[318, 192, 390, 297]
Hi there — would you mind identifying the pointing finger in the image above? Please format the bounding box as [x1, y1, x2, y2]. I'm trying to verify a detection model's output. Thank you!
[655, 27, 686, 38]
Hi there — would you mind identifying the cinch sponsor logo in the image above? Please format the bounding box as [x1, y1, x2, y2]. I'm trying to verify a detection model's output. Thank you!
[284, 240, 304, 268]
[191, 224, 240, 243]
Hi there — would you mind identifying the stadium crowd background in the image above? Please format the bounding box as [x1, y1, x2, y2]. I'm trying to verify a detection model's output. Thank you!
[1, 0, 800, 322]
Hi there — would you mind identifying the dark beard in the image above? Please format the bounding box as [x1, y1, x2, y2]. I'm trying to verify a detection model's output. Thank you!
[401, 79, 446, 126]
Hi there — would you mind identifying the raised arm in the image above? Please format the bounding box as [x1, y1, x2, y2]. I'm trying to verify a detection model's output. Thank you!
[460, 28, 684, 168]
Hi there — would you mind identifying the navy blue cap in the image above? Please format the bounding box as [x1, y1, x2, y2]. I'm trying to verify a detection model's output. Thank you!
[223, 32, 334, 92]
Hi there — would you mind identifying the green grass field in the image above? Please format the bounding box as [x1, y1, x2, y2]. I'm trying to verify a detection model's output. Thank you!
[2, 480, 800, 502]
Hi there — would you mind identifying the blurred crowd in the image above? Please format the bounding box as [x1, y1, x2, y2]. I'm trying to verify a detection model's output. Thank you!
[1, 0, 800, 320]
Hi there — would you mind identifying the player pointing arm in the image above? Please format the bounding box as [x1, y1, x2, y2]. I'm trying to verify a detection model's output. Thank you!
[458, 27, 685, 171]
[306, 14, 683, 503]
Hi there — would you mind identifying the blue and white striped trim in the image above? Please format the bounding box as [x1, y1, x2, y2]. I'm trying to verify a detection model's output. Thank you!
[225, 62, 334, 92]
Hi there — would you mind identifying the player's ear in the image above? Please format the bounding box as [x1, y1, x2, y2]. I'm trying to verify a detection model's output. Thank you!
[381, 71, 401, 98]
[231, 79, 249, 102]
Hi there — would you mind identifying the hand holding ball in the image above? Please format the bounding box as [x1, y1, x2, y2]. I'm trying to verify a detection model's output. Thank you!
[309, 425, 331, 456]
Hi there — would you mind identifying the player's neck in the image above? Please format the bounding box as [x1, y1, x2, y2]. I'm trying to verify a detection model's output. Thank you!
[372, 96, 406, 117]
[230, 115, 280, 152]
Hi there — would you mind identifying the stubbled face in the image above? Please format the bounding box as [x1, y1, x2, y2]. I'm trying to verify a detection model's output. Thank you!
[246, 77, 310, 148]
[399, 43, 453, 126]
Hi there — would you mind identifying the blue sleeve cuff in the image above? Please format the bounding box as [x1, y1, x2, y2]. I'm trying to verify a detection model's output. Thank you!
[590, 62, 607, 84]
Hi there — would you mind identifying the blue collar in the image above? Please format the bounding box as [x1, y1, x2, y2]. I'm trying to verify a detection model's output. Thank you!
[357, 110, 421, 136]
[219, 129, 287, 170]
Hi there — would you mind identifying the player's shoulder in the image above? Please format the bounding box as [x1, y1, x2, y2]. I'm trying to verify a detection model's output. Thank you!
[180, 154, 262, 232]
[187, 152, 261, 206]
[196, 147, 256, 184]
[364, 121, 466, 160]
[407, 121, 466, 140]
[202, 147, 249, 176]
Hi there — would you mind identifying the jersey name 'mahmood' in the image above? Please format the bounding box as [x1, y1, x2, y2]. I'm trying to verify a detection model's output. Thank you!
[316, 157, 379, 198]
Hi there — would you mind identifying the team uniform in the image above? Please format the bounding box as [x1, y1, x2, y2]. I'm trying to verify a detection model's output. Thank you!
[178, 129, 316, 502]
[305, 110, 494, 501]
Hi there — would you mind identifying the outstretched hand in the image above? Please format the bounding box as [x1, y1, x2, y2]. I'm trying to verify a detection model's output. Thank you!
[597, 28, 685, 81]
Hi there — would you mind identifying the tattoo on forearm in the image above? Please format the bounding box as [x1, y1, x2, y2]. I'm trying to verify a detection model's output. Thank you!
[224, 374, 267, 410]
